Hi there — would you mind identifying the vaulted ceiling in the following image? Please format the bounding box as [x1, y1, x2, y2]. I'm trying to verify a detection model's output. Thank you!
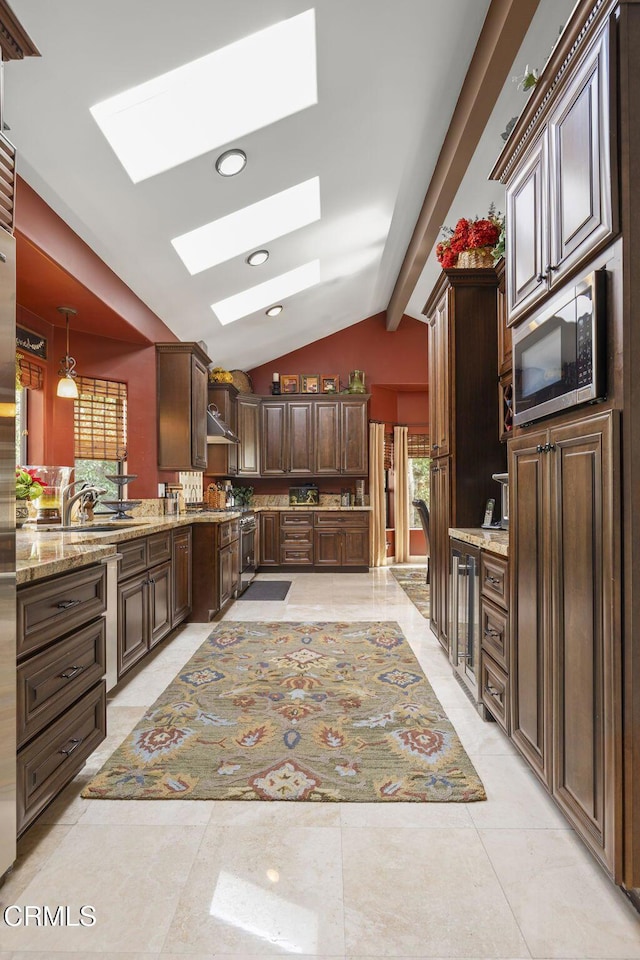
[6, 0, 574, 367]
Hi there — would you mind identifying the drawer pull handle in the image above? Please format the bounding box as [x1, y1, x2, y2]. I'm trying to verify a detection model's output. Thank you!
[56, 599, 81, 609]
[486, 684, 503, 700]
[59, 737, 83, 756]
[486, 576, 501, 586]
[483, 628, 500, 639]
[60, 665, 84, 680]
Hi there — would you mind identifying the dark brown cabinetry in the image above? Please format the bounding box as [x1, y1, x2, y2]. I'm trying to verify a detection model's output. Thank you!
[259, 512, 280, 565]
[280, 511, 314, 565]
[191, 520, 240, 621]
[207, 383, 238, 477]
[424, 270, 506, 652]
[510, 411, 619, 874]
[499, 15, 616, 324]
[157, 342, 211, 470]
[16, 565, 108, 835]
[172, 527, 192, 627]
[260, 396, 369, 477]
[479, 552, 510, 734]
[258, 510, 370, 569]
[314, 511, 369, 567]
[117, 532, 174, 678]
[237, 394, 261, 476]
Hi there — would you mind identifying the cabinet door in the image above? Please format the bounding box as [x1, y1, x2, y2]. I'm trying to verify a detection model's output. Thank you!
[207, 384, 238, 477]
[510, 430, 551, 786]
[343, 526, 369, 565]
[314, 401, 341, 473]
[259, 512, 280, 565]
[148, 561, 172, 649]
[237, 396, 261, 476]
[117, 573, 149, 678]
[219, 544, 234, 608]
[172, 527, 192, 627]
[341, 399, 368, 474]
[549, 411, 618, 873]
[288, 401, 314, 475]
[191, 355, 208, 470]
[261, 402, 287, 475]
[548, 21, 615, 287]
[506, 135, 549, 324]
[429, 457, 450, 652]
[314, 529, 341, 566]
[429, 295, 450, 458]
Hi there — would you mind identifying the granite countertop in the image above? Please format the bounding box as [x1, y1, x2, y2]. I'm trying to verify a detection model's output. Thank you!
[449, 527, 509, 557]
[17, 506, 372, 583]
[253, 505, 371, 511]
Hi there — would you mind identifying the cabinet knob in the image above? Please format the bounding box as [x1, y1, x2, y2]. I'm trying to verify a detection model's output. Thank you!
[432, 443, 440, 451]
[545, 263, 559, 273]
[537, 444, 544, 453]
[536, 273, 547, 284]
[486, 575, 500, 585]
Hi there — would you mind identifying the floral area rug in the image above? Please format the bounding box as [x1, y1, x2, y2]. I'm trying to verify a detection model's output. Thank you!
[390, 566, 431, 619]
[82, 621, 484, 803]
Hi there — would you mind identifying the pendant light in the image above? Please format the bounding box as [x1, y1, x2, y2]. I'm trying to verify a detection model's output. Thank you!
[56, 306, 78, 399]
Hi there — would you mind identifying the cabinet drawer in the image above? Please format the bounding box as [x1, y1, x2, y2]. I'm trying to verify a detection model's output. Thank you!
[218, 519, 239, 547]
[147, 530, 172, 566]
[17, 617, 106, 748]
[118, 537, 148, 581]
[481, 553, 509, 607]
[281, 511, 314, 527]
[314, 511, 368, 526]
[17, 681, 106, 836]
[280, 528, 313, 546]
[480, 651, 510, 735]
[17, 565, 107, 659]
[480, 597, 509, 673]
[281, 545, 314, 565]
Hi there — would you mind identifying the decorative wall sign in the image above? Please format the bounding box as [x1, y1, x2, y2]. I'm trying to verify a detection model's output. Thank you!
[16, 326, 47, 360]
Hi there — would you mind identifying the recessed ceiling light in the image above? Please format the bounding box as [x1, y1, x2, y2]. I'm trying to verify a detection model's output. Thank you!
[212, 260, 320, 325]
[266, 305, 283, 316]
[215, 148, 247, 177]
[247, 249, 270, 267]
[172, 177, 320, 274]
[90, 9, 317, 183]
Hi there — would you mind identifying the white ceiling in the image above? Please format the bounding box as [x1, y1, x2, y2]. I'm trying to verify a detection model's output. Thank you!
[6, 0, 573, 369]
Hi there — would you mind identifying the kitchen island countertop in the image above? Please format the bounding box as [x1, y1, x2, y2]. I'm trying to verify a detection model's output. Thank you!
[449, 527, 509, 557]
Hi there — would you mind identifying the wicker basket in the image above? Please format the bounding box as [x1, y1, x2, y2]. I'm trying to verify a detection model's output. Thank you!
[206, 486, 227, 510]
[456, 246, 495, 269]
[230, 369, 254, 393]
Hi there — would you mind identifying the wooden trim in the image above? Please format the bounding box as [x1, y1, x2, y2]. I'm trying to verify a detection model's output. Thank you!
[156, 341, 211, 367]
[422, 266, 498, 318]
[0, 0, 40, 60]
[384, 0, 541, 331]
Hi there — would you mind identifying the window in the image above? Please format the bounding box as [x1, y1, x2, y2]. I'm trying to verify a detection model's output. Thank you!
[407, 435, 430, 528]
[15, 387, 27, 466]
[15, 353, 44, 467]
[74, 377, 127, 500]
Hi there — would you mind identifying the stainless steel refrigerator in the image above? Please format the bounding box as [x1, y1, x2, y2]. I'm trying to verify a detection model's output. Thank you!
[0, 224, 16, 877]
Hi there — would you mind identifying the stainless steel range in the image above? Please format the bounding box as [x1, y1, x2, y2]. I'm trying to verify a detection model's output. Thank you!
[238, 511, 257, 594]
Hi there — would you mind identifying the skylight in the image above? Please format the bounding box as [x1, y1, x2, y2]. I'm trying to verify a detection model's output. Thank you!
[212, 261, 321, 325]
[90, 10, 317, 182]
[172, 178, 321, 274]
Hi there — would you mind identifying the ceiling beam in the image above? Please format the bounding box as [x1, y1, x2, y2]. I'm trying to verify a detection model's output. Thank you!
[385, 0, 541, 330]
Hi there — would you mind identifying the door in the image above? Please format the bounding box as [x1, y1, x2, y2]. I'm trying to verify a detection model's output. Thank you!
[549, 411, 618, 873]
[342, 526, 369, 565]
[341, 400, 368, 474]
[172, 528, 192, 627]
[261, 402, 287, 475]
[314, 529, 341, 565]
[191, 355, 208, 469]
[259, 513, 280, 565]
[219, 544, 234, 608]
[237, 397, 261, 476]
[288, 401, 314, 474]
[509, 429, 551, 786]
[548, 20, 615, 286]
[506, 134, 548, 323]
[148, 561, 172, 649]
[449, 539, 480, 700]
[314, 401, 341, 473]
[117, 573, 149, 677]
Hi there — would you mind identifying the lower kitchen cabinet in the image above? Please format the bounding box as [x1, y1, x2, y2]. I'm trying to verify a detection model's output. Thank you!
[510, 409, 620, 876]
[16, 563, 108, 835]
[172, 526, 192, 627]
[191, 519, 240, 621]
[259, 511, 280, 565]
[479, 552, 510, 735]
[281, 511, 314, 566]
[258, 510, 370, 569]
[430, 457, 451, 652]
[313, 512, 369, 567]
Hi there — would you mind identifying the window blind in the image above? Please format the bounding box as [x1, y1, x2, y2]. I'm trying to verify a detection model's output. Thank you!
[407, 433, 430, 458]
[74, 376, 127, 461]
[16, 353, 43, 390]
[384, 433, 394, 470]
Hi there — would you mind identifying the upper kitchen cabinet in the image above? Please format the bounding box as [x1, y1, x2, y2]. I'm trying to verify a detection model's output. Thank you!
[206, 383, 238, 478]
[236, 394, 261, 477]
[157, 342, 210, 471]
[493, 9, 618, 325]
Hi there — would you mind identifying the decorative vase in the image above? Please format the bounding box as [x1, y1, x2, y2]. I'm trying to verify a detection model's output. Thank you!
[15, 499, 29, 526]
[456, 246, 495, 269]
[347, 370, 366, 394]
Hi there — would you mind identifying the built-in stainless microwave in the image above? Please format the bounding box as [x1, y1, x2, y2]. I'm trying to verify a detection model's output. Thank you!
[512, 269, 607, 426]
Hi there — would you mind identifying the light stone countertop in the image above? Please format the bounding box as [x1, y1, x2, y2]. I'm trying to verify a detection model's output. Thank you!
[17, 507, 371, 584]
[449, 527, 509, 557]
[252, 505, 371, 511]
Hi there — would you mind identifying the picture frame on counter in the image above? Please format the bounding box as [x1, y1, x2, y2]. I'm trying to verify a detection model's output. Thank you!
[280, 374, 299, 394]
[301, 374, 320, 394]
[321, 375, 339, 393]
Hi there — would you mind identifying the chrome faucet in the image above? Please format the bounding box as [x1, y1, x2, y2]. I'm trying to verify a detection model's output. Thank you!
[61, 480, 106, 526]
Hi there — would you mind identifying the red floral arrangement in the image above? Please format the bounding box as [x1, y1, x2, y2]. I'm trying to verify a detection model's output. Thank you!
[436, 205, 504, 268]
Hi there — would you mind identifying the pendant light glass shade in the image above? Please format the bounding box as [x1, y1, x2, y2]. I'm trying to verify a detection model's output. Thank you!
[56, 307, 78, 399]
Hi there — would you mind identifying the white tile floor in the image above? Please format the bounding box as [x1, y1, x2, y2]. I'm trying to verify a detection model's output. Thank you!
[1, 566, 640, 958]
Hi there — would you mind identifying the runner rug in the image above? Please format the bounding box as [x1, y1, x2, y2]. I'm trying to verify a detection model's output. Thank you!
[390, 567, 431, 619]
[82, 620, 484, 802]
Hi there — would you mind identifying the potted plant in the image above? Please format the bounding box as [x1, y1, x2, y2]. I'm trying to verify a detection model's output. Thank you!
[15, 466, 44, 525]
[436, 204, 504, 269]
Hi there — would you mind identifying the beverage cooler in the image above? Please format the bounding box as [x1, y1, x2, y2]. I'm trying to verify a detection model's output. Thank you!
[449, 538, 481, 704]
